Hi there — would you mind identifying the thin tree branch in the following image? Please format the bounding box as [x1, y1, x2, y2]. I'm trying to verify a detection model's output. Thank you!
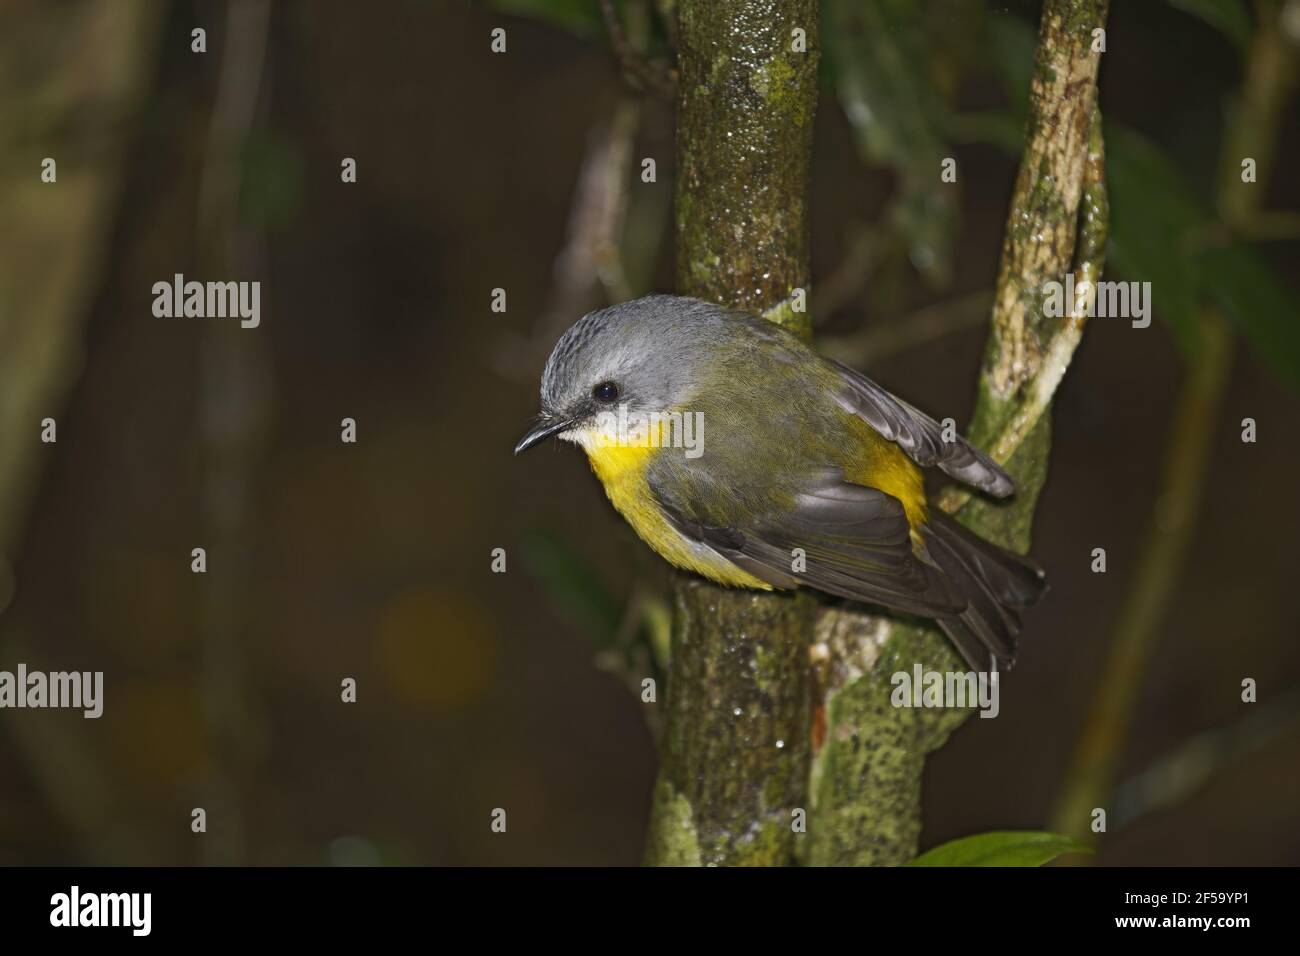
[811, 224, 882, 320]
[807, 0, 1109, 867]
[1109, 686, 1300, 832]
[599, 0, 677, 97]
[194, 0, 275, 866]
[819, 289, 992, 367]
[938, 108, 1106, 515]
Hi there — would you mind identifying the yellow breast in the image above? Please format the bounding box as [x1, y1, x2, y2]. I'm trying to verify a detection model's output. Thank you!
[569, 413, 928, 587]
[574, 430, 772, 590]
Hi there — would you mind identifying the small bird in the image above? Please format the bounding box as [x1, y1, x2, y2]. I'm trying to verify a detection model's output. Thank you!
[515, 295, 1046, 669]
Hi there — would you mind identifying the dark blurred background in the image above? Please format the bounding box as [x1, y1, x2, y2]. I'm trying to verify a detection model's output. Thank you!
[0, 0, 1297, 865]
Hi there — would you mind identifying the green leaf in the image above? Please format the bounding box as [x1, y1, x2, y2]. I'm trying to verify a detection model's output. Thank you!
[985, 11, 1036, 117]
[824, 0, 958, 285]
[1200, 242, 1300, 387]
[907, 831, 1092, 867]
[1105, 123, 1300, 386]
[1104, 123, 1209, 357]
[239, 134, 303, 231]
[1167, 0, 1252, 54]
[942, 9, 1032, 151]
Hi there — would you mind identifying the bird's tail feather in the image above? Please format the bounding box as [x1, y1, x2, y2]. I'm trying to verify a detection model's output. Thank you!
[922, 511, 1047, 670]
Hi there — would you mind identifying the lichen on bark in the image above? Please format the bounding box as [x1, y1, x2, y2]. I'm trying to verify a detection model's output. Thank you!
[806, 0, 1110, 867]
[644, 0, 820, 866]
[646, 584, 817, 865]
[647, 0, 1109, 867]
[673, 0, 819, 330]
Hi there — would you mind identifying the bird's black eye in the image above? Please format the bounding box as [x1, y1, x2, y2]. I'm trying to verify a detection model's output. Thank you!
[592, 381, 620, 403]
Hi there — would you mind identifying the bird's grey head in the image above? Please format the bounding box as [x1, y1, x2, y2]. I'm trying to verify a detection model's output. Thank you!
[515, 295, 724, 454]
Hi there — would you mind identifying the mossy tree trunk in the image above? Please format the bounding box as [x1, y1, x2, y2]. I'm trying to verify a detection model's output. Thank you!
[806, 0, 1109, 866]
[645, 0, 1109, 866]
[644, 0, 820, 866]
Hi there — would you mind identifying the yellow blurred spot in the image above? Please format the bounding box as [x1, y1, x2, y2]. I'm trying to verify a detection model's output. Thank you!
[375, 589, 496, 711]
[109, 680, 207, 789]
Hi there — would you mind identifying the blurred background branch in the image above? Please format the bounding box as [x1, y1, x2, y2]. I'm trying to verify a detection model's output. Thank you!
[820, 289, 992, 367]
[0, 0, 162, 602]
[0, 0, 164, 864]
[193, 0, 275, 867]
[1109, 684, 1300, 832]
[598, 0, 676, 96]
[1051, 0, 1299, 849]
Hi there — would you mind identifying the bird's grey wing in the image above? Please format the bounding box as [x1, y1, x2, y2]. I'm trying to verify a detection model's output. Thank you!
[825, 357, 1014, 498]
[650, 467, 967, 618]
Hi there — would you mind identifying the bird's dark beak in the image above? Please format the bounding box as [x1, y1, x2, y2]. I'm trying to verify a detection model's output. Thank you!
[514, 415, 576, 455]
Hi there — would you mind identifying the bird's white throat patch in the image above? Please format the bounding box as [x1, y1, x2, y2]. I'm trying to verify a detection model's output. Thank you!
[562, 405, 704, 459]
